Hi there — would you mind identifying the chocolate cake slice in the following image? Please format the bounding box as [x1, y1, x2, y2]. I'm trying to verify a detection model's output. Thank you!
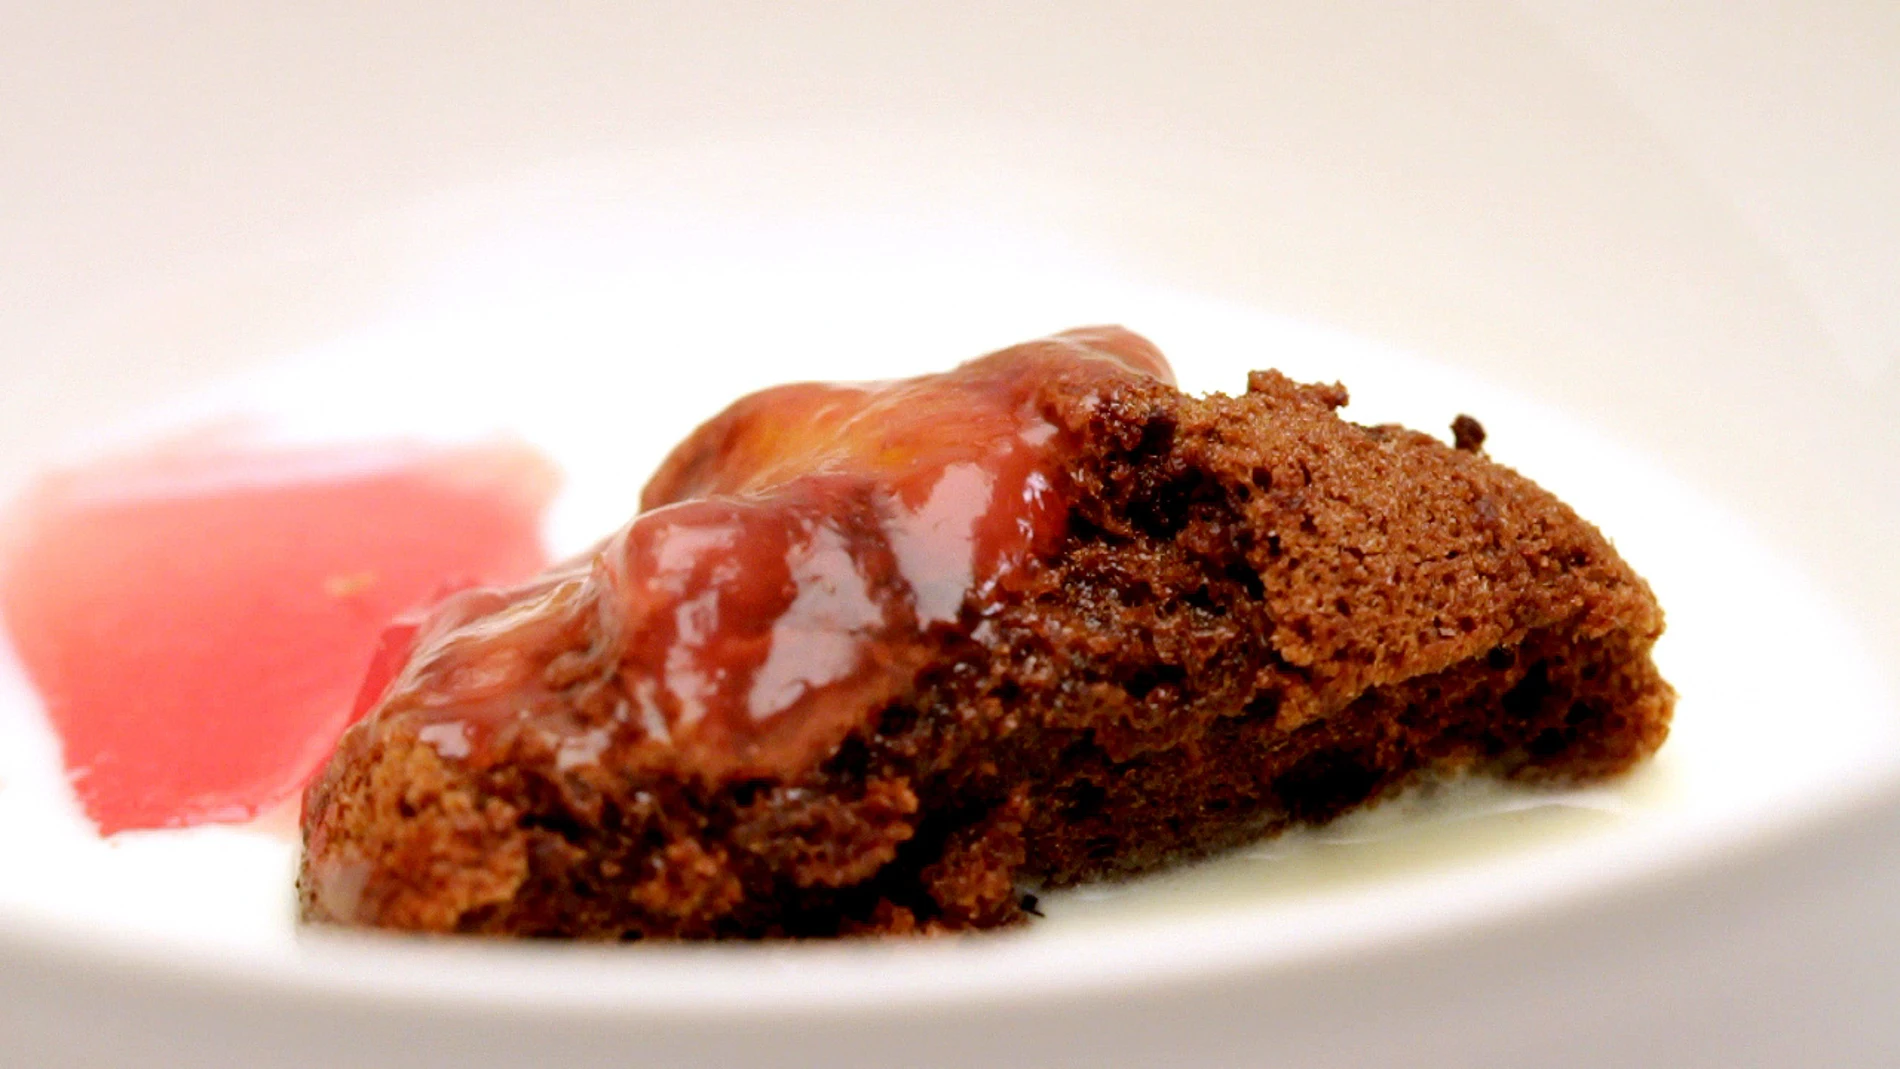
[299, 327, 1671, 937]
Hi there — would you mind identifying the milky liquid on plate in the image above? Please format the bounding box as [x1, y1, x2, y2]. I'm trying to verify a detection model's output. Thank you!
[0, 223, 1892, 955]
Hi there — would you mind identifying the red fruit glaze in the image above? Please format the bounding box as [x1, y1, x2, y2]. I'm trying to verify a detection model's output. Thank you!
[358, 327, 1173, 781]
[0, 437, 558, 833]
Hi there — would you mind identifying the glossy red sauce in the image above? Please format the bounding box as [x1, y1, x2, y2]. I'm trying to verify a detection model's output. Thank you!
[359, 328, 1173, 780]
[0, 437, 558, 833]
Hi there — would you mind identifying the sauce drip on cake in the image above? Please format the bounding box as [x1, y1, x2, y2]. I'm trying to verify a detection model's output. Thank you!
[358, 328, 1172, 780]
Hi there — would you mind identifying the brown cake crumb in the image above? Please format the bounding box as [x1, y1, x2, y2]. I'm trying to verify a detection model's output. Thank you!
[1451, 413, 1487, 453]
[299, 328, 1671, 938]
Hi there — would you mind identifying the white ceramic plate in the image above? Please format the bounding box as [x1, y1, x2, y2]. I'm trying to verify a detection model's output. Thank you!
[2, 5, 1897, 1067]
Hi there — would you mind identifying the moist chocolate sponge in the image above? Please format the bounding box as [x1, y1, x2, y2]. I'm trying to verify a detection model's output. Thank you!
[300, 353, 1670, 937]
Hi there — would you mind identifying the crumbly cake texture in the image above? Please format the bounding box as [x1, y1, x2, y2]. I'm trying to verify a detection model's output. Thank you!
[300, 348, 1671, 938]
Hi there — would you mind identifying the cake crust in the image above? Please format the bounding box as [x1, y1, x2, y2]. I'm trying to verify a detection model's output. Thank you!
[300, 330, 1670, 937]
